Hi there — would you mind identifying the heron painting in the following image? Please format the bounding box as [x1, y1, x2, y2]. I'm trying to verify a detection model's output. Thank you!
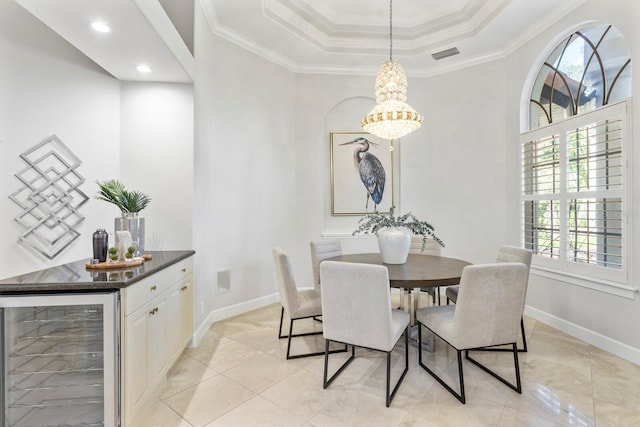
[340, 137, 385, 210]
[330, 131, 392, 216]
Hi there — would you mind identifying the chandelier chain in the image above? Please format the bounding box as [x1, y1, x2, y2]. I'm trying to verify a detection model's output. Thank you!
[389, 0, 393, 61]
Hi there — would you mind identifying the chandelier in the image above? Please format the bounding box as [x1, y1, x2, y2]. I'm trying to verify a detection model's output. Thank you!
[361, 0, 423, 140]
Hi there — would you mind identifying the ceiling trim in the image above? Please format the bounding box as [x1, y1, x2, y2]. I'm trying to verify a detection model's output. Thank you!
[200, 0, 299, 72]
[201, 0, 588, 79]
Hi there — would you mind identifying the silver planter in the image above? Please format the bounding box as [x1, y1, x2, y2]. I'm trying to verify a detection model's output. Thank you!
[114, 213, 145, 256]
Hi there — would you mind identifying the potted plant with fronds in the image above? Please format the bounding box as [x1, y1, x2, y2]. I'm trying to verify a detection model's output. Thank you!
[95, 179, 151, 256]
[95, 179, 151, 214]
[353, 206, 444, 264]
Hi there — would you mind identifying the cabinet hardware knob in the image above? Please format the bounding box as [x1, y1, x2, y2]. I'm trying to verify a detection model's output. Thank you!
[149, 307, 158, 315]
[181, 286, 188, 291]
[181, 268, 186, 272]
[150, 285, 157, 291]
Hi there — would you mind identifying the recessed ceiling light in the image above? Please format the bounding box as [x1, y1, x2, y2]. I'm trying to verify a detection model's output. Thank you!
[136, 65, 152, 73]
[91, 22, 111, 33]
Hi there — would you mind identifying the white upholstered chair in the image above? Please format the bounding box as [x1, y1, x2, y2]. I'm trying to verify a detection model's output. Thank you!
[445, 245, 532, 351]
[310, 239, 342, 292]
[320, 261, 410, 407]
[409, 236, 442, 305]
[416, 263, 528, 403]
[273, 247, 346, 359]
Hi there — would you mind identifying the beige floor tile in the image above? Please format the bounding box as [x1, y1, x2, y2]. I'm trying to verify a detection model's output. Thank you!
[204, 395, 305, 426]
[222, 352, 301, 393]
[403, 394, 505, 427]
[498, 406, 561, 427]
[261, 368, 344, 420]
[129, 398, 192, 427]
[160, 354, 218, 399]
[504, 382, 595, 426]
[397, 413, 443, 427]
[520, 355, 592, 391]
[306, 389, 408, 426]
[591, 371, 640, 410]
[189, 338, 264, 373]
[163, 375, 255, 426]
[182, 329, 232, 355]
[594, 399, 640, 427]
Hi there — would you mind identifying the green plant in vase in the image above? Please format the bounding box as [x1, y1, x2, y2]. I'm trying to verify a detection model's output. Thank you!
[125, 246, 136, 260]
[352, 206, 444, 264]
[95, 179, 151, 256]
[108, 247, 119, 262]
[353, 206, 445, 250]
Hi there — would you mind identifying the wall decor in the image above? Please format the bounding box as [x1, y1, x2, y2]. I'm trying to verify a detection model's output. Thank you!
[9, 135, 88, 259]
[330, 131, 394, 216]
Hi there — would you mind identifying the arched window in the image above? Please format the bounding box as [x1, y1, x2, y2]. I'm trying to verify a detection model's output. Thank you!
[529, 24, 631, 129]
[521, 23, 632, 289]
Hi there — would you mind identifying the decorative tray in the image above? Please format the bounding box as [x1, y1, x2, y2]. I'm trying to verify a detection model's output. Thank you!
[85, 254, 152, 270]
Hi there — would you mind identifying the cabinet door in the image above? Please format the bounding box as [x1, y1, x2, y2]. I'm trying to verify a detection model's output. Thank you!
[180, 275, 194, 347]
[147, 297, 168, 387]
[124, 306, 149, 423]
[166, 284, 182, 362]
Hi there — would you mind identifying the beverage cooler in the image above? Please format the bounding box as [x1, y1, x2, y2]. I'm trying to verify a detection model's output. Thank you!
[0, 292, 119, 426]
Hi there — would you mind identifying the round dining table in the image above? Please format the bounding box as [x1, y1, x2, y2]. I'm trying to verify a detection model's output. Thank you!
[325, 253, 471, 290]
[325, 253, 472, 329]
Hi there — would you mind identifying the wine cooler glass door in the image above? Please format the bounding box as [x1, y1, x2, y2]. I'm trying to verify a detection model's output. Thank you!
[1, 292, 118, 427]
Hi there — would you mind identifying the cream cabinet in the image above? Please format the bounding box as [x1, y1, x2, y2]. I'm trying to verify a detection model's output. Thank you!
[121, 256, 193, 425]
[166, 274, 193, 362]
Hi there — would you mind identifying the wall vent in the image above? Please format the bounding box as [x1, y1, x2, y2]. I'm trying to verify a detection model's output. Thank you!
[432, 47, 460, 60]
[216, 268, 231, 294]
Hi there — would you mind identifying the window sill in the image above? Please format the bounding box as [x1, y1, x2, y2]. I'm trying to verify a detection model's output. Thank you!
[531, 265, 638, 299]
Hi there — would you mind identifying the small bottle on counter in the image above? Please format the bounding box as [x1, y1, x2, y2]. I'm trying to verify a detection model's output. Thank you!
[92, 229, 109, 262]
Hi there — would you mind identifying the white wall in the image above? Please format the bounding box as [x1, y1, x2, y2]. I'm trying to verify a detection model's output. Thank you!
[120, 82, 194, 251]
[192, 2, 296, 331]
[401, 60, 510, 264]
[503, 0, 640, 363]
[0, 1, 194, 279]
[290, 60, 509, 286]
[0, 0, 120, 278]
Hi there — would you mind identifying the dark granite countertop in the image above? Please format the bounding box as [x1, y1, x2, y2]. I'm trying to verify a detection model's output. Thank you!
[0, 250, 195, 294]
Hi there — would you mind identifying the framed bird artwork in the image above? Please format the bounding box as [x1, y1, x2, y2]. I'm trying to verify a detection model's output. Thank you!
[330, 131, 396, 216]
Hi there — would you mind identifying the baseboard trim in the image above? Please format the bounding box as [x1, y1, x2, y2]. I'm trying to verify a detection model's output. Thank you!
[524, 305, 640, 366]
[190, 293, 280, 347]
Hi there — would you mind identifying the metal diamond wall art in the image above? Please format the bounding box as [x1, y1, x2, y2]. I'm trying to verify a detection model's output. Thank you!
[9, 135, 88, 259]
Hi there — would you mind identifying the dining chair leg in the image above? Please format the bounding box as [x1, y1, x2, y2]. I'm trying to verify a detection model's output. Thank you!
[417, 323, 466, 403]
[385, 327, 409, 407]
[465, 343, 522, 394]
[323, 340, 355, 388]
[520, 317, 528, 352]
[278, 306, 285, 338]
[279, 309, 346, 360]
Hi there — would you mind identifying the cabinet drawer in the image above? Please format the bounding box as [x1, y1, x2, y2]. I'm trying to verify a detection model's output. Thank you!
[123, 258, 192, 315]
[163, 258, 193, 288]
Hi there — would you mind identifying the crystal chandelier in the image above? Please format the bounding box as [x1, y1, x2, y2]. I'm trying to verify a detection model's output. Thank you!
[361, 0, 423, 140]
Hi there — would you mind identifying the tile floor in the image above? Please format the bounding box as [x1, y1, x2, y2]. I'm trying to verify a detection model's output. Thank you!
[132, 299, 640, 426]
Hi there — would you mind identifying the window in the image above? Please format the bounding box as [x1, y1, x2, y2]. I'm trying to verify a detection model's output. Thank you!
[522, 23, 631, 288]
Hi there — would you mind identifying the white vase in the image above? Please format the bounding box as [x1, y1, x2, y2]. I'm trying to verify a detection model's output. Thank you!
[377, 227, 411, 264]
